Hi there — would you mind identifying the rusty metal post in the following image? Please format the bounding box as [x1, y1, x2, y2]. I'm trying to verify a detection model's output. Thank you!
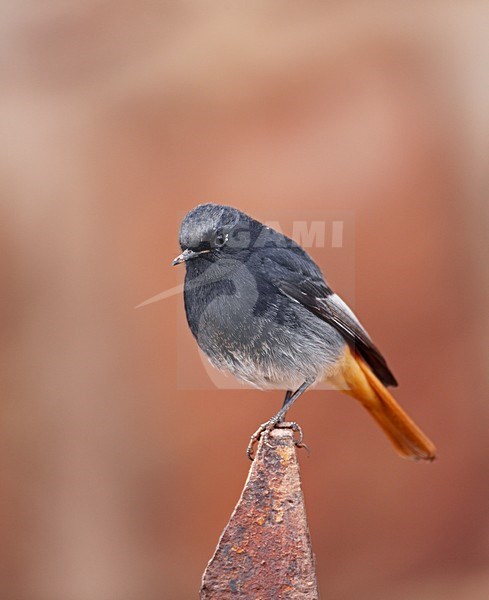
[200, 428, 319, 599]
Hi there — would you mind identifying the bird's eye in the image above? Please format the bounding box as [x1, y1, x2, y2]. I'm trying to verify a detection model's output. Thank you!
[215, 232, 226, 247]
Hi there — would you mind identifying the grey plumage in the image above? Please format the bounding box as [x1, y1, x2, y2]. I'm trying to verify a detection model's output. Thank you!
[174, 203, 396, 392]
[172, 203, 440, 463]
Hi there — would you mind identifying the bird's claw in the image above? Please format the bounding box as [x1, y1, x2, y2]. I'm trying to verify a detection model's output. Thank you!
[247, 422, 271, 460]
[276, 421, 310, 454]
[247, 420, 308, 460]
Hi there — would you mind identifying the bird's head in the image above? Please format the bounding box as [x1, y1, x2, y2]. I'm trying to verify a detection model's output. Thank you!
[172, 203, 255, 266]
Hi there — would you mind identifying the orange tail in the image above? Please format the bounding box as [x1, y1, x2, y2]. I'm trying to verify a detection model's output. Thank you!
[336, 348, 436, 461]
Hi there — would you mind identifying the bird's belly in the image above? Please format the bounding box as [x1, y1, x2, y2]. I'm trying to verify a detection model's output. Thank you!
[192, 296, 346, 390]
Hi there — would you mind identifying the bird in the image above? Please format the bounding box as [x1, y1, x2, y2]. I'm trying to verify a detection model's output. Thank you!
[172, 203, 436, 461]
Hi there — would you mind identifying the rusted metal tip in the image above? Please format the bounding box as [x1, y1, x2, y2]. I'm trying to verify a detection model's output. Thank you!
[200, 428, 319, 599]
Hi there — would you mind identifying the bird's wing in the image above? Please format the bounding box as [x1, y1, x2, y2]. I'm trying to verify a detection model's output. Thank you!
[257, 248, 398, 387]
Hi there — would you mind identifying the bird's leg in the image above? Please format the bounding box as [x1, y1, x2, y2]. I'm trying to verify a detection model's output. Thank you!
[281, 389, 293, 411]
[247, 382, 311, 460]
[276, 383, 309, 421]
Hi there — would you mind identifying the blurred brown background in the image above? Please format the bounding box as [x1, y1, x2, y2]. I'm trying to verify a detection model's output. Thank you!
[2, 2, 489, 599]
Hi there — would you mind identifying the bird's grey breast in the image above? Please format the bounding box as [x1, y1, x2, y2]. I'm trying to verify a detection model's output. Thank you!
[183, 256, 345, 389]
[184, 257, 263, 346]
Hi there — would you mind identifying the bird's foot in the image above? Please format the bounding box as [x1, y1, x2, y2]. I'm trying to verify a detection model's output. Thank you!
[246, 419, 308, 460]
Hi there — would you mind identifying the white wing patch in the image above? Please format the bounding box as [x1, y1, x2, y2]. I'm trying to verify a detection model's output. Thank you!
[328, 294, 368, 334]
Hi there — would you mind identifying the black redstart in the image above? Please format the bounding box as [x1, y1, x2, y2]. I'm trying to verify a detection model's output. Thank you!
[173, 203, 436, 461]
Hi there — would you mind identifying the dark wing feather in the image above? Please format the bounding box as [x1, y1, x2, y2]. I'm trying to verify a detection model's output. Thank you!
[251, 244, 398, 387]
[277, 279, 398, 387]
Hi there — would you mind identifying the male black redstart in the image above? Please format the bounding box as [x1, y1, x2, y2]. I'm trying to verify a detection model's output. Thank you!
[173, 203, 436, 461]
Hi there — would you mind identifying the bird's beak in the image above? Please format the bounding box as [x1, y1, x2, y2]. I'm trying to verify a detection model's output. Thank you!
[172, 248, 209, 266]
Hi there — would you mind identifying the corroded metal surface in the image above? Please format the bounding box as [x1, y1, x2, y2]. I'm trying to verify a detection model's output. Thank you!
[200, 428, 319, 599]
